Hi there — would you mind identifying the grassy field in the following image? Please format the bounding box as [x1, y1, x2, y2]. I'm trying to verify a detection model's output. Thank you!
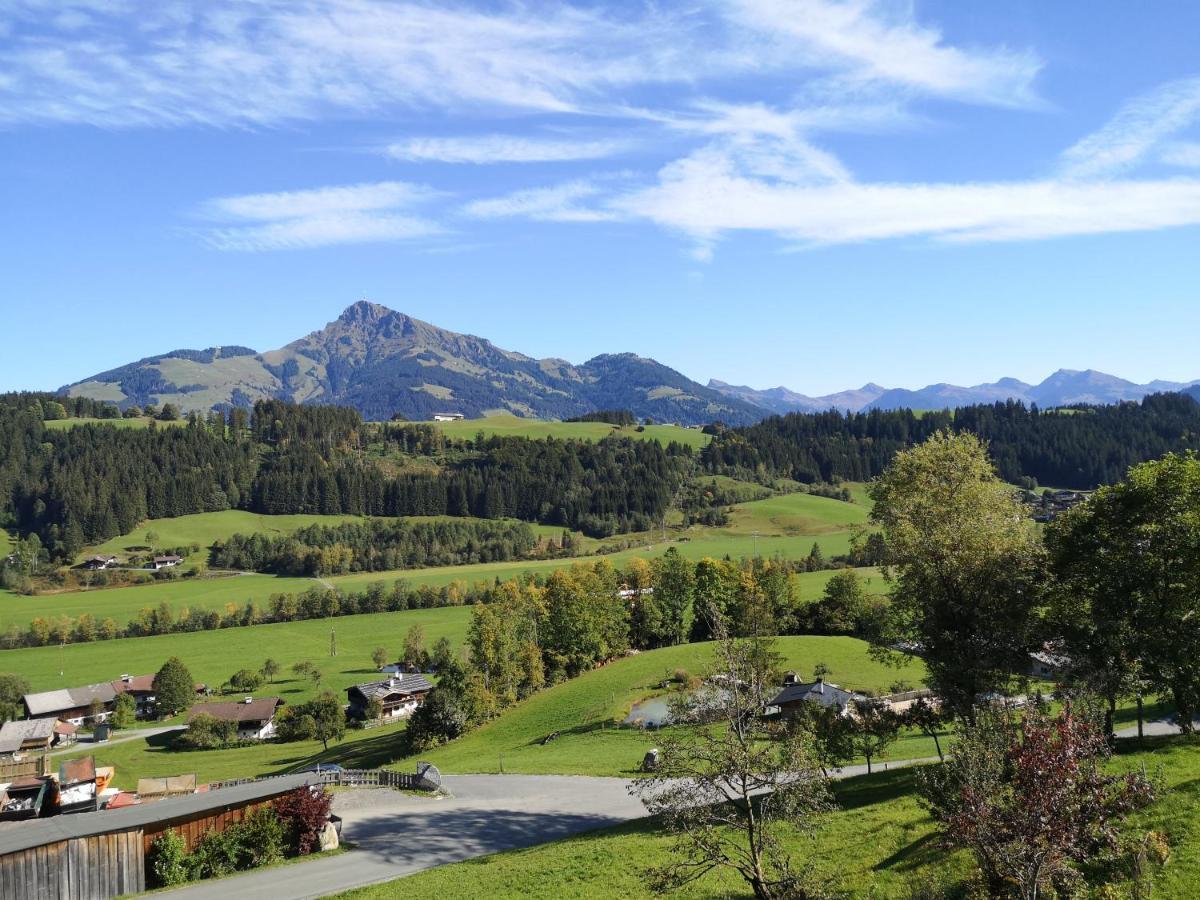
[407, 636, 924, 778]
[0, 529, 11, 558]
[413, 414, 711, 450]
[343, 736, 1200, 899]
[5, 492, 871, 630]
[42, 416, 185, 430]
[59, 718, 415, 791]
[0, 573, 319, 630]
[0, 605, 473, 697]
[76, 510, 582, 565]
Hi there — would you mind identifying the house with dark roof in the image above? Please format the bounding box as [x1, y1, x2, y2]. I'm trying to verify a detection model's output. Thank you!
[151, 555, 182, 570]
[111, 673, 158, 718]
[186, 697, 283, 740]
[82, 555, 118, 570]
[22, 682, 118, 725]
[347, 673, 433, 721]
[767, 679, 867, 718]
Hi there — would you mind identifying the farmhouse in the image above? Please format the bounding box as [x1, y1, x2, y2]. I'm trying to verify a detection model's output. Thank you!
[186, 697, 283, 741]
[82, 555, 118, 570]
[432, 412, 464, 422]
[23, 682, 118, 725]
[347, 673, 433, 721]
[150, 555, 182, 570]
[767, 679, 866, 717]
[110, 674, 157, 719]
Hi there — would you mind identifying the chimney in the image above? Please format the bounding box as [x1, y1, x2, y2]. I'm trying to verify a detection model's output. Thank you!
[121, 674, 131, 682]
[817, 680, 824, 694]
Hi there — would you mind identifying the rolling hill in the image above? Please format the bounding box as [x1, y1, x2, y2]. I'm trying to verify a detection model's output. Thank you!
[63, 301, 765, 426]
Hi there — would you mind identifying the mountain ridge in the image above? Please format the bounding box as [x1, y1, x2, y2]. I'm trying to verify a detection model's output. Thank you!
[63, 301, 766, 426]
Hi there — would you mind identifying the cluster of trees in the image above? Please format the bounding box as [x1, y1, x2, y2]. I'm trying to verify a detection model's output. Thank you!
[210, 518, 539, 576]
[704, 393, 1200, 489]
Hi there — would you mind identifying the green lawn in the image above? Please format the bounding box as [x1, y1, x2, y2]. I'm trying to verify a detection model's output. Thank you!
[413, 414, 711, 450]
[0, 605, 473, 697]
[341, 737, 1200, 899]
[0, 529, 11, 558]
[58, 719, 415, 791]
[405, 636, 925, 778]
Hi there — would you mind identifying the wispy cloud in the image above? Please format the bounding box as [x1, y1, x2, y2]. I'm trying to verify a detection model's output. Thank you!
[726, 0, 1042, 107]
[1059, 76, 1200, 179]
[201, 181, 443, 251]
[384, 135, 630, 164]
[1161, 141, 1200, 168]
[0, 0, 1041, 128]
[463, 181, 616, 223]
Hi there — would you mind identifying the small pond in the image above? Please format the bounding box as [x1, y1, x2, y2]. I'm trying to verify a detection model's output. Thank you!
[624, 697, 672, 728]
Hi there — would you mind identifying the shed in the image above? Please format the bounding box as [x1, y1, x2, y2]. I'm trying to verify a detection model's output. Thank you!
[0, 772, 319, 899]
[0, 718, 58, 756]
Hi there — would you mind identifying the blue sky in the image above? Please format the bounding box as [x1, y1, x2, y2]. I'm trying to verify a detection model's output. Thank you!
[2, 0, 1199, 396]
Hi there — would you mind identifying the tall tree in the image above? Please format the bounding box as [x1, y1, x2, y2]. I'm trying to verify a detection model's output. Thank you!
[1048, 452, 1200, 732]
[152, 656, 196, 718]
[869, 431, 1044, 721]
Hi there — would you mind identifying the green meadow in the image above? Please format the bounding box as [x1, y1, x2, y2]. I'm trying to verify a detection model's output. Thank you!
[346, 737, 1200, 899]
[4, 492, 872, 630]
[414, 414, 711, 450]
[408, 636, 925, 778]
[0, 573, 318, 630]
[0, 605, 473, 697]
[42, 416, 184, 431]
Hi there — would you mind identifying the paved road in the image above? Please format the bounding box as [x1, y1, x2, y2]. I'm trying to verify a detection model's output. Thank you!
[1114, 716, 1200, 738]
[164, 758, 939, 899]
[50, 725, 182, 756]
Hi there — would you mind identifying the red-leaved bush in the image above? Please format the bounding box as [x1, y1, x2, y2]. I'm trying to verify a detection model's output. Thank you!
[273, 786, 333, 856]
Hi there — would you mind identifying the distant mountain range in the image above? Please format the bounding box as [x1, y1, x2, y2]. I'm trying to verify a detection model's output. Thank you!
[709, 371, 1200, 415]
[62, 302, 765, 426]
[61, 301, 1199, 425]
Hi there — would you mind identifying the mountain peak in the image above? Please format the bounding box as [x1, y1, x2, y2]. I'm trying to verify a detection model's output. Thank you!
[338, 300, 397, 326]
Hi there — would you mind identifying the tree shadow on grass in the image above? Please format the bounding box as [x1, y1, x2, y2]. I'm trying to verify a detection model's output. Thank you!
[832, 767, 918, 811]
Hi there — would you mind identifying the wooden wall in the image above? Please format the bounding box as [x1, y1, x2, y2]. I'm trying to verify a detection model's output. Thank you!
[0, 829, 144, 900]
[142, 797, 272, 853]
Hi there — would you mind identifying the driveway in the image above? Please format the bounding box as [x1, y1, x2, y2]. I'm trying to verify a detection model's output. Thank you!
[163, 757, 939, 899]
[1114, 716, 1200, 738]
[51, 725, 183, 756]
[163, 774, 648, 899]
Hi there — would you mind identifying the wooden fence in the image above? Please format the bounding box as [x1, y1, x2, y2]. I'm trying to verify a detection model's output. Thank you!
[0, 829, 143, 899]
[211, 764, 439, 793]
[0, 754, 50, 780]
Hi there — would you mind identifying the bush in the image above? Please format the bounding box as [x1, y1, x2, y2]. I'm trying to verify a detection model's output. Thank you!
[150, 829, 190, 887]
[274, 786, 333, 856]
[238, 808, 286, 867]
[179, 713, 237, 749]
[225, 668, 265, 693]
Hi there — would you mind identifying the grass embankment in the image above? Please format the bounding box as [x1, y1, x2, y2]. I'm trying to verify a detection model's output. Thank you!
[415, 414, 711, 450]
[2, 605, 472, 697]
[342, 737, 1200, 899]
[59, 719, 415, 792]
[409, 636, 925, 778]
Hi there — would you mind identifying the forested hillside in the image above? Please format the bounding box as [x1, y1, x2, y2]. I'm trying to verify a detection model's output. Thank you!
[703, 393, 1200, 488]
[0, 393, 692, 560]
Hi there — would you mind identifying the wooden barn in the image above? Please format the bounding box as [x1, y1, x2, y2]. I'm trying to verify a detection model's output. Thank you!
[0, 772, 319, 899]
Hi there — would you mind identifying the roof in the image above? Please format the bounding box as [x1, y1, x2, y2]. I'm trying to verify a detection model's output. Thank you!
[769, 681, 864, 710]
[186, 697, 282, 724]
[154, 555, 182, 563]
[59, 757, 96, 786]
[349, 674, 433, 702]
[137, 774, 197, 798]
[0, 773, 319, 856]
[111, 674, 156, 694]
[23, 681, 118, 717]
[0, 719, 56, 754]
